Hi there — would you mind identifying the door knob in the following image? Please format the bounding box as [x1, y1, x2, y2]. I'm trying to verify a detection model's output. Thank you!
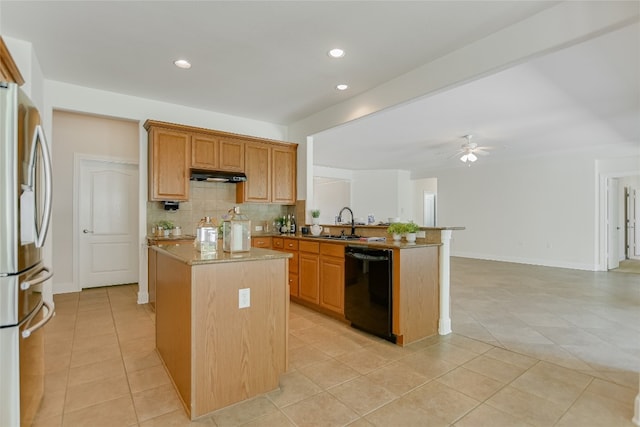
[83, 229, 94, 234]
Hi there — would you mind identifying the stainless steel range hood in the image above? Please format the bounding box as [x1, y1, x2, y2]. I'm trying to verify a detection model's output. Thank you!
[190, 170, 247, 183]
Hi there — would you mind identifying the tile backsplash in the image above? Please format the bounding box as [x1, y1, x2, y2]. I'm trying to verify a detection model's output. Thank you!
[147, 181, 293, 235]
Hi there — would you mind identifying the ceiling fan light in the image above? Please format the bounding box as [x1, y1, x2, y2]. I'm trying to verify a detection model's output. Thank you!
[468, 152, 477, 162]
[460, 154, 468, 162]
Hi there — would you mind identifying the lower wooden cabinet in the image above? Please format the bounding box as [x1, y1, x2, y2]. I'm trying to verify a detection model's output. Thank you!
[251, 236, 272, 249]
[319, 243, 345, 314]
[272, 237, 299, 296]
[298, 241, 320, 304]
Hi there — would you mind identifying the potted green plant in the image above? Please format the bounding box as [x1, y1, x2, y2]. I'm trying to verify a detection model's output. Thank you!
[156, 220, 174, 237]
[311, 209, 320, 225]
[387, 222, 406, 241]
[405, 222, 420, 243]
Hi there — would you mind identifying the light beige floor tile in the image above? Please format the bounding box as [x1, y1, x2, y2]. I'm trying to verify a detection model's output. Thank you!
[509, 361, 591, 406]
[436, 366, 505, 401]
[34, 388, 66, 419]
[266, 370, 322, 408]
[482, 346, 537, 370]
[365, 398, 448, 427]
[211, 395, 279, 426]
[71, 330, 119, 353]
[67, 357, 125, 387]
[336, 347, 394, 375]
[403, 380, 480, 425]
[310, 333, 366, 357]
[364, 340, 411, 361]
[44, 368, 69, 394]
[32, 413, 62, 427]
[486, 385, 568, 426]
[242, 410, 296, 427]
[398, 350, 458, 380]
[64, 375, 130, 413]
[132, 383, 184, 422]
[462, 354, 527, 383]
[365, 361, 429, 396]
[346, 417, 375, 427]
[120, 336, 156, 357]
[62, 395, 137, 427]
[443, 333, 494, 354]
[420, 342, 480, 366]
[453, 402, 536, 427]
[69, 341, 121, 368]
[328, 376, 398, 416]
[139, 409, 216, 426]
[123, 348, 163, 373]
[288, 344, 331, 369]
[585, 377, 638, 405]
[282, 392, 359, 427]
[555, 386, 637, 427]
[44, 349, 72, 373]
[127, 364, 171, 393]
[290, 324, 341, 345]
[298, 358, 360, 389]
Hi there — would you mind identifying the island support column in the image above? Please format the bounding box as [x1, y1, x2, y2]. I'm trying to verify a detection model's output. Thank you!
[438, 230, 452, 335]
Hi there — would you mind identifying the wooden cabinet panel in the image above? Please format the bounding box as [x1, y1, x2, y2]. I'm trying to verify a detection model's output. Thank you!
[272, 238, 284, 249]
[288, 272, 299, 297]
[298, 241, 319, 253]
[238, 143, 271, 203]
[148, 127, 191, 201]
[191, 134, 219, 170]
[251, 236, 272, 249]
[319, 243, 345, 314]
[272, 146, 296, 205]
[219, 138, 245, 172]
[148, 247, 157, 310]
[283, 238, 299, 251]
[0, 37, 25, 85]
[299, 248, 320, 304]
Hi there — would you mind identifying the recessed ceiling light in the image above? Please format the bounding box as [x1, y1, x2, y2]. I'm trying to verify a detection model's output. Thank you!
[328, 48, 345, 58]
[173, 59, 191, 69]
[336, 84, 349, 91]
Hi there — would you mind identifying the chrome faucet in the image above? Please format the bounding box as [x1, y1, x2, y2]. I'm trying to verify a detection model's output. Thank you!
[337, 206, 356, 236]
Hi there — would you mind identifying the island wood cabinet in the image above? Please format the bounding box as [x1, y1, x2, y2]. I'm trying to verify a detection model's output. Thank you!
[236, 143, 296, 204]
[272, 237, 299, 296]
[145, 120, 295, 203]
[148, 126, 191, 201]
[319, 243, 345, 314]
[298, 241, 320, 304]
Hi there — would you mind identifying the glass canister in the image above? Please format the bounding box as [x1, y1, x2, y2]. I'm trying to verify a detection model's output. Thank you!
[195, 216, 217, 252]
[222, 207, 251, 252]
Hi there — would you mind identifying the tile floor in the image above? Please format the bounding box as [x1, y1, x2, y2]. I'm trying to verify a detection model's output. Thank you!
[33, 257, 639, 426]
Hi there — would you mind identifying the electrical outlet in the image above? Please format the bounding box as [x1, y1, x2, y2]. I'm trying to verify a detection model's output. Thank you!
[255, 225, 263, 231]
[239, 288, 250, 308]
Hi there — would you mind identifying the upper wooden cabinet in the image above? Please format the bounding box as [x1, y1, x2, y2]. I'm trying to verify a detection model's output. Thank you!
[148, 126, 191, 201]
[219, 138, 245, 172]
[191, 133, 219, 170]
[0, 37, 25, 86]
[145, 120, 296, 203]
[236, 142, 296, 205]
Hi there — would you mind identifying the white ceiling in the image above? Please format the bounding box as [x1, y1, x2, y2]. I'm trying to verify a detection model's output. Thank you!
[1, 1, 639, 174]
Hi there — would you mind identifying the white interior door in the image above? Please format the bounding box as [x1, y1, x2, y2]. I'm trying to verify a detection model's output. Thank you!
[607, 178, 619, 270]
[423, 192, 436, 227]
[79, 159, 138, 288]
[628, 186, 639, 260]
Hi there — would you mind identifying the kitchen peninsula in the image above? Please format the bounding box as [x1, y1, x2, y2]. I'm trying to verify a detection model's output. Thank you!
[150, 243, 291, 419]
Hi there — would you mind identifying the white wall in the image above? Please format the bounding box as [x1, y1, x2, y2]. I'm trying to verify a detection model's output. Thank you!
[412, 177, 438, 226]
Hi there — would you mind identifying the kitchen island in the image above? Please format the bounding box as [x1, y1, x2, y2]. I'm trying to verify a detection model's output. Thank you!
[150, 243, 291, 419]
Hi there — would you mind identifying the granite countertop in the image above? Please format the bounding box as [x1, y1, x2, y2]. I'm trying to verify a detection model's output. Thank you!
[152, 242, 292, 265]
[147, 234, 196, 242]
[253, 233, 442, 250]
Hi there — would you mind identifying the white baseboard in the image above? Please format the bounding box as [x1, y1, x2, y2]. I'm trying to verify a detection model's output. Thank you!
[451, 251, 597, 271]
[53, 281, 79, 294]
[137, 290, 149, 304]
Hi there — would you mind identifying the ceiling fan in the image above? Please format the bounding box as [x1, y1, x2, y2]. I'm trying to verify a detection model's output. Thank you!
[454, 134, 492, 163]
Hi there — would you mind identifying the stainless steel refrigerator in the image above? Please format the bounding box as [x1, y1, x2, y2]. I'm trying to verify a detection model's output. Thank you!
[0, 81, 54, 426]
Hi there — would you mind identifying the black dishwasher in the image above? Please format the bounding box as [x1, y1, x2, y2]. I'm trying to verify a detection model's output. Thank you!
[344, 246, 395, 343]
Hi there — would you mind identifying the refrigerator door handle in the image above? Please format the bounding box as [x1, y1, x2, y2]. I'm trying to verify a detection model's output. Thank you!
[20, 266, 53, 291]
[21, 300, 55, 339]
[26, 125, 53, 249]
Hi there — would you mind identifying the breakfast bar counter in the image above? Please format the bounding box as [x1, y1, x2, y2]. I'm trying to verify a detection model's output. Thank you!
[150, 244, 291, 419]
